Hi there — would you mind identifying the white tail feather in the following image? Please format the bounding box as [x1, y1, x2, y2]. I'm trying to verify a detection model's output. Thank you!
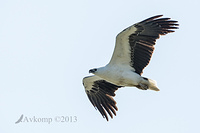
[148, 79, 160, 91]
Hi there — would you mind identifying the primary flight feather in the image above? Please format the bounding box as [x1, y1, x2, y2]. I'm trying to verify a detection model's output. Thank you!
[82, 15, 178, 121]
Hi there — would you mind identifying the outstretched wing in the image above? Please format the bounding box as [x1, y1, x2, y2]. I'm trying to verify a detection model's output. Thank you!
[83, 75, 122, 121]
[108, 15, 179, 75]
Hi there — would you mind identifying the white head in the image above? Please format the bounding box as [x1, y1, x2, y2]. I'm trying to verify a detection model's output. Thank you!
[89, 67, 106, 76]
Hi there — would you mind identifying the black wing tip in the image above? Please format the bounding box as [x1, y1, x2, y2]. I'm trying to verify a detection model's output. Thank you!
[152, 14, 163, 18]
[139, 14, 163, 23]
[103, 107, 118, 121]
[147, 14, 164, 19]
[104, 115, 109, 121]
[143, 15, 179, 33]
[140, 14, 179, 25]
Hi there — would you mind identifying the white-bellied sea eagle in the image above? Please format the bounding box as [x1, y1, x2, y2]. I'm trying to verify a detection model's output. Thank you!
[82, 15, 178, 121]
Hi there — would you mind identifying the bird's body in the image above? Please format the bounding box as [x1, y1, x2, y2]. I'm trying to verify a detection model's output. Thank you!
[93, 65, 141, 86]
[82, 15, 178, 121]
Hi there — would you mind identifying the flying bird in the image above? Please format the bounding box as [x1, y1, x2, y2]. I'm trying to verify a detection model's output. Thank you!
[82, 15, 178, 121]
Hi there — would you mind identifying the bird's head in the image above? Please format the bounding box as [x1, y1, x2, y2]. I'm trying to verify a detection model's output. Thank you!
[89, 68, 98, 74]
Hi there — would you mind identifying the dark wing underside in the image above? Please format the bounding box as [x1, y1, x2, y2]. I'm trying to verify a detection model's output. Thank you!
[129, 15, 179, 74]
[83, 76, 122, 121]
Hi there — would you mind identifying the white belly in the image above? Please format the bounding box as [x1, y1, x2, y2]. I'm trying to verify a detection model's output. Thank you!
[95, 65, 142, 86]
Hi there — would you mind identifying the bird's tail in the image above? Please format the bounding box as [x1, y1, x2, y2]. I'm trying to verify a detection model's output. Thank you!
[147, 78, 160, 91]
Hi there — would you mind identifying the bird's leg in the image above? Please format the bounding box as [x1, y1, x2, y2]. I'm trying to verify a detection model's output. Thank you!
[136, 83, 148, 90]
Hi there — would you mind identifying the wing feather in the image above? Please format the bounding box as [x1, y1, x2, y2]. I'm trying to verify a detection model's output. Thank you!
[83, 75, 122, 121]
[108, 15, 178, 75]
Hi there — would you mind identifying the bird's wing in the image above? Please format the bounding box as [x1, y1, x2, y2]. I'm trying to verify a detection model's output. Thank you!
[82, 75, 122, 121]
[108, 15, 179, 75]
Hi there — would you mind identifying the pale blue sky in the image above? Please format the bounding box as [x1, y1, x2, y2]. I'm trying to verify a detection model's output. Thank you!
[0, 0, 200, 133]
